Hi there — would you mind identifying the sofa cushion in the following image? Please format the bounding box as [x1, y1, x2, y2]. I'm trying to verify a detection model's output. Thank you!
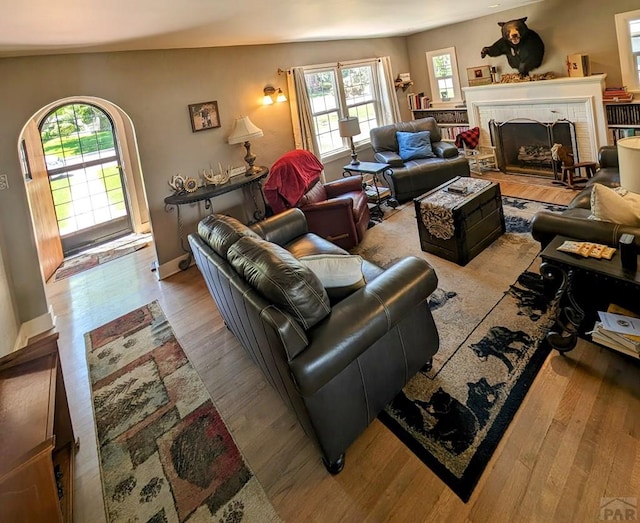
[590, 184, 640, 226]
[228, 236, 330, 329]
[198, 214, 261, 259]
[300, 254, 366, 304]
[396, 130, 436, 161]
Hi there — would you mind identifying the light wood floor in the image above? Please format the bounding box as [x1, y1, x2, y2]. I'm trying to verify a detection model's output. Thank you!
[45, 176, 640, 523]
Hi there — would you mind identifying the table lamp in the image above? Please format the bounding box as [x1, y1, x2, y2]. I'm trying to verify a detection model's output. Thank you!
[228, 116, 264, 175]
[617, 136, 640, 194]
[339, 117, 361, 165]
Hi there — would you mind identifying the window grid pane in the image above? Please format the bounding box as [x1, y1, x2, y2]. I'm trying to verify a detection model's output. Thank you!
[305, 61, 383, 157]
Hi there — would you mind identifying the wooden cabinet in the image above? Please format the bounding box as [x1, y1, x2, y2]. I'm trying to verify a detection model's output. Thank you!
[0, 333, 76, 522]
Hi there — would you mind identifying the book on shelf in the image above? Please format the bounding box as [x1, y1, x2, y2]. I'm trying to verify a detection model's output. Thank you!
[407, 92, 430, 111]
[591, 322, 640, 353]
[590, 303, 640, 353]
[603, 86, 634, 103]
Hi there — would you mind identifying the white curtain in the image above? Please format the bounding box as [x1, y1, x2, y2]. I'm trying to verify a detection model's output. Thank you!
[286, 68, 321, 158]
[376, 56, 402, 125]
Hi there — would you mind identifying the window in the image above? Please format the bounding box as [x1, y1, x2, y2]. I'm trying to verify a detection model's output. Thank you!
[426, 47, 463, 105]
[304, 60, 382, 158]
[615, 9, 640, 92]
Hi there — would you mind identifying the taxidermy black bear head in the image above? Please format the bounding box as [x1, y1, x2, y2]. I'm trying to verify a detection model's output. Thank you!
[480, 17, 545, 76]
[500, 18, 528, 46]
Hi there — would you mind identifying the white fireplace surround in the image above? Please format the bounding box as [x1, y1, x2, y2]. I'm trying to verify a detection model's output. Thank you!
[463, 74, 608, 164]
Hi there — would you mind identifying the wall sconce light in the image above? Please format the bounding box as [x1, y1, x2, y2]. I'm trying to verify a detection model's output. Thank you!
[263, 85, 287, 105]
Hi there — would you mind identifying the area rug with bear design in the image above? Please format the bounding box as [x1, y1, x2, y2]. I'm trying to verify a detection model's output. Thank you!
[353, 196, 564, 502]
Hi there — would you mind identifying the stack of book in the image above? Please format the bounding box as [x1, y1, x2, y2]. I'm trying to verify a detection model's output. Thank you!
[603, 86, 634, 103]
[407, 92, 430, 111]
[590, 304, 640, 358]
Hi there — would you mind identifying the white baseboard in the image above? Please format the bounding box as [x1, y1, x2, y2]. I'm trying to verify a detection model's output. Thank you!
[14, 305, 56, 351]
[155, 254, 192, 280]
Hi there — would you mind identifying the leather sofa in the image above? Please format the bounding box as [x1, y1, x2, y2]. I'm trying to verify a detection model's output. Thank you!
[370, 117, 471, 203]
[188, 208, 440, 473]
[532, 146, 640, 248]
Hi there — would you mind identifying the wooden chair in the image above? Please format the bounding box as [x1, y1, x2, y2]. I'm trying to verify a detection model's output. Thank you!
[463, 144, 498, 174]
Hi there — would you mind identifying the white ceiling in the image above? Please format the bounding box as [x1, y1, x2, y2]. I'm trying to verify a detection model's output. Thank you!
[0, 0, 543, 58]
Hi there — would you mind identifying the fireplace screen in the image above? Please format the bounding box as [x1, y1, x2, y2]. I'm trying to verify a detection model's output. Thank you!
[489, 119, 577, 178]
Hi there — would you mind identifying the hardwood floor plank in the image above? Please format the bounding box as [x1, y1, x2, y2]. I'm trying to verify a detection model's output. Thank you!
[43, 177, 640, 522]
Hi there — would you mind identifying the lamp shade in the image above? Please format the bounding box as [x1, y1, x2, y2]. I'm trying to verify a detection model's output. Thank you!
[338, 117, 360, 138]
[228, 116, 264, 144]
[617, 136, 640, 194]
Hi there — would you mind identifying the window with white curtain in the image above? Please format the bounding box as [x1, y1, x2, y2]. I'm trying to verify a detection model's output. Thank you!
[425, 47, 463, 105]
[303, 60, 383, 158]
[615, 9, 640, 92]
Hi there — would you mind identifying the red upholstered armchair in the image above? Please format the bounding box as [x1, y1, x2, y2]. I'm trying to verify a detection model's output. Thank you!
[265, 150, 370, 249]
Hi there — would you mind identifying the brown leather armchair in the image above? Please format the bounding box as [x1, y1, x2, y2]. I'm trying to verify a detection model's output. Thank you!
[265, 150, 370, 249]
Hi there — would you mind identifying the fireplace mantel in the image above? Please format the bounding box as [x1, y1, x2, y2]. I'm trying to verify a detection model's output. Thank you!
[463, 74, 608, 163]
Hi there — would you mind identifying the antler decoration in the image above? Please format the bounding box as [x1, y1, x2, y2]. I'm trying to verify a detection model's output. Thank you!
[168, 174, 186, 194]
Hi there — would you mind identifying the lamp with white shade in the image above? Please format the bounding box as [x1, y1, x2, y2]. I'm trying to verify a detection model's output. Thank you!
[338, 117, 361, 165]
[228, 116, 264, 175]
[618, 136, 640, 194]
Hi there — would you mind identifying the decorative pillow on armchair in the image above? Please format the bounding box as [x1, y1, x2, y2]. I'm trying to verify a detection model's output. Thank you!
[396, 131, 436, 161]
[590, 184, 640, 226]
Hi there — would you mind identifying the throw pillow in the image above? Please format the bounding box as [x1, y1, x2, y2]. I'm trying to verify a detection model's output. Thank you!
[396, 131, 436, 161]
[227, 236, 330, 330]
[198, 214, 261, 259]
[590, 184, 640, 226]
[299, 254, 366, 303]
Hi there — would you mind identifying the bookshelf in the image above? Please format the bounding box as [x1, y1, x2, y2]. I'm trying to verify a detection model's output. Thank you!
[605, 101, 640, 144]
[412, 108, 470, 141]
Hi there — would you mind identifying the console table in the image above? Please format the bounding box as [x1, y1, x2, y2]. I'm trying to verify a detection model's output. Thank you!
[540, 235, 640, 352]
[164, 167, 268, 270]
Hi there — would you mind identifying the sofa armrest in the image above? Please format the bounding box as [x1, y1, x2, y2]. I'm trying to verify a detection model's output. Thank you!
[251, 208, 308, 245]
[598, 146, 618, 169]
[290, 256, 438, 395]
[374, 151, 404, 167]
[324, 175, 363, 197]
[432, 141, 460, 159]
[531, 211, 640, 248]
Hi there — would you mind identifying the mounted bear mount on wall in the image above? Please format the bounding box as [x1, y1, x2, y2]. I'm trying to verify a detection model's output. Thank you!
[480, 17, 544, 77]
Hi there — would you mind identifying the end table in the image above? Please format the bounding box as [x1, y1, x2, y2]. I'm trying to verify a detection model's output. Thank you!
[342, 162, 397, 219]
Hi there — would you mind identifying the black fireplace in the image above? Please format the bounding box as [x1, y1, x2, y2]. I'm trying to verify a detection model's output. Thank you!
[490, 119, 578, 178]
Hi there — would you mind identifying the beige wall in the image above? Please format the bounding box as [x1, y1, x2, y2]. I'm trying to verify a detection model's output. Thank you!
[406, 0, 637, 100]
[0, 228, 19, 357]
[0, 0, 634, 342]
[0, 37, 410, 334]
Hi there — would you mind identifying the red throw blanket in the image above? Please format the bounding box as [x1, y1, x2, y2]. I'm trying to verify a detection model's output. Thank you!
[455, 127, 480, 149]
[264, 150, 323, 214]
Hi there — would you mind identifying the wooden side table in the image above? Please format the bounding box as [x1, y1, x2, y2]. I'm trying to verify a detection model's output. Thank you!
[0, 333, 76, 522]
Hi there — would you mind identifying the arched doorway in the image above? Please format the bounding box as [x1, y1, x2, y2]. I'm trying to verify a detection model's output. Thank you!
[40, 103, 132, 256]
[20, 97, 151, 281]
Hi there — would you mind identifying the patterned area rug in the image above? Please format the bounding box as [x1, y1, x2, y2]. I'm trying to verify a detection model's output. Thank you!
[353, 196, 564, 502]
[85, 301, 280, 522]
[52, 233, 152, 282]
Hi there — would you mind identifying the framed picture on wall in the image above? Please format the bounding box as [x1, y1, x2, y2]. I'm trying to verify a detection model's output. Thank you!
[188, 101, 221, 132]
[467, 66, 492, 86]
